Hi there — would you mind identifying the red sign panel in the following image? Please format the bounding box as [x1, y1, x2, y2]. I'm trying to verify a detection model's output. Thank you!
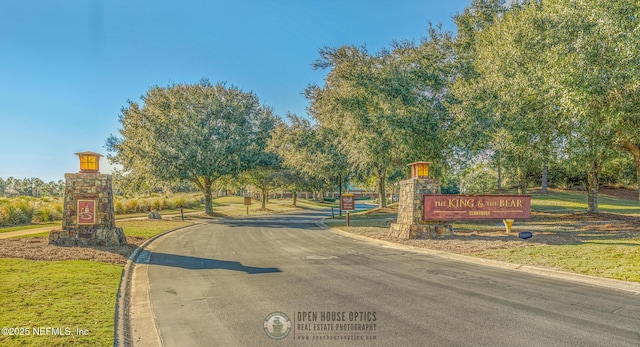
[77, 200, 96, 225]
[341, 194, 355, 211]
[424, 195, 531, 221]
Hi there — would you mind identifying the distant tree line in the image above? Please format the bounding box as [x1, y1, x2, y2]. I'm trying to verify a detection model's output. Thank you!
[107, 0, 639, 214]
[0, 177, 65, 197]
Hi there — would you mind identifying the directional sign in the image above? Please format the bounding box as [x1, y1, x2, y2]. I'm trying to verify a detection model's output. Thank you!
[341, 194, 355, 211]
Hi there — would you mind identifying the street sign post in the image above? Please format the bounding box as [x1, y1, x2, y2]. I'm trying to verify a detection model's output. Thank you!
[244, 196, 252, 215]
[341, 194, 355, 226]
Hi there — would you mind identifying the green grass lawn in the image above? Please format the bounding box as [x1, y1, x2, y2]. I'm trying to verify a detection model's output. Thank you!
[532, 189, 639, 215]
[212, 196, 244, 205]
[211, 196, 307, 216]
[0, 219, 194, 346]
[0, 222, 61, 234]
[0, 259, 122, 347]
[10, 232, 51, 239]
[118, 220, 194, 238]
[477, 238, 640, 282]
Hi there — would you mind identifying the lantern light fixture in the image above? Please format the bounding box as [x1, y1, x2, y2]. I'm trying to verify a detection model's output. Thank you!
[75, 151, 103, 173]
[408, 161, 431, 179]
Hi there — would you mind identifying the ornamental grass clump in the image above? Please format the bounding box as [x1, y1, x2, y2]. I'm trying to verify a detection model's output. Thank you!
[0, 197, 63, 226]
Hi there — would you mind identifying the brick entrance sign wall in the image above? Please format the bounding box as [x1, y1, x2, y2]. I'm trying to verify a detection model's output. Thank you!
[49, 153, 126, 246]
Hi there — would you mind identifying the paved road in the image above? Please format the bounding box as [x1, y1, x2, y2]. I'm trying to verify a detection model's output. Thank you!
[134, 212, 640, 346]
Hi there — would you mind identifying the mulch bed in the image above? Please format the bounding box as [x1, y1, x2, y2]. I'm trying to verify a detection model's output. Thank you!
[341, 211, 640, 256]
[0, 236, 146, 265]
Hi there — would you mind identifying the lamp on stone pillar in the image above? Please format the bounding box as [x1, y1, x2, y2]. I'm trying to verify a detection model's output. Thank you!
[408, 161, 431, 179]
[75, 151, 103, 173]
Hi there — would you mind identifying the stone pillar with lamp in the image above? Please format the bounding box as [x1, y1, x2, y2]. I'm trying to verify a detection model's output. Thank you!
[388, 161, 453, 239]
[49, 152, 126, 246]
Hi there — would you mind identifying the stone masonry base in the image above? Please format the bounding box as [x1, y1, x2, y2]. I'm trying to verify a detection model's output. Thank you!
[389, 222, 453, 240]
[49, 228, 126, 247]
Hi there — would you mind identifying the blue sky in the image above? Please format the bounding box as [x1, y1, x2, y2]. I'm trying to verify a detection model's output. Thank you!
[0, 0, 470, 182]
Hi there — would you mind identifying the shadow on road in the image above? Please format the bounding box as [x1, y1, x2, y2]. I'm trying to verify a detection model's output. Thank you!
[144, 252, 282, 274]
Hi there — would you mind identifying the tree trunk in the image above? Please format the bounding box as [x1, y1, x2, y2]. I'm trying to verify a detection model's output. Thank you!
[621, 140, 640, 203]
[516, 167, 526, 195]
[261, 188, 267, 209]
[497, 165, 502, 190]
[203, 179, 213, 215]
[378, 169, 387, 208]
[194, 176, 214, 215]
[586, 160, 601, 213]
[636, 163, 640, 203]
[292, 191, 297, 207]
[635, 159, 640, 203]
[338, 174, 342, 216]
[541, 161, 548, 193]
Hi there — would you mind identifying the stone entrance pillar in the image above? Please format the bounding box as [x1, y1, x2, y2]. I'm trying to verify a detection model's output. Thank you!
[389, 162, 453, 239]
[49, 152, 126, 246]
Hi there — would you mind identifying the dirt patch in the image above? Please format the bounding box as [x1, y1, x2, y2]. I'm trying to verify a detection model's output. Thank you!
[0, 236, 146, 265]
[253, 208, 274, 212]
[363, 207, 396, 215]
[599, 186, 639, 201]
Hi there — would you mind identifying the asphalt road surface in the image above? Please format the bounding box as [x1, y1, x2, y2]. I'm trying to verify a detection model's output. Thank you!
[138, 211, 640, 346]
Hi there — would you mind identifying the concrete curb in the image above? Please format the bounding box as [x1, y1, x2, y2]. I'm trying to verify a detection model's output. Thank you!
[317, 221, 640, 296]
[114, 223, 198, 347]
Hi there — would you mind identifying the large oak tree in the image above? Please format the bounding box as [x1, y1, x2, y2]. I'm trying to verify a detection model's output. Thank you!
[106, 79, 276, 214]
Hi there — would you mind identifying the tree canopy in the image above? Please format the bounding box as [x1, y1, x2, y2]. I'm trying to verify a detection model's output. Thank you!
[307, 28, 455, 207]
[106, 79, 276, 214]
[452, 0, 640, 210]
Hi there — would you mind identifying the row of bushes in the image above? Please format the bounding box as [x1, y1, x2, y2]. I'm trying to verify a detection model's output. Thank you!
[0, 197, 63, 227]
